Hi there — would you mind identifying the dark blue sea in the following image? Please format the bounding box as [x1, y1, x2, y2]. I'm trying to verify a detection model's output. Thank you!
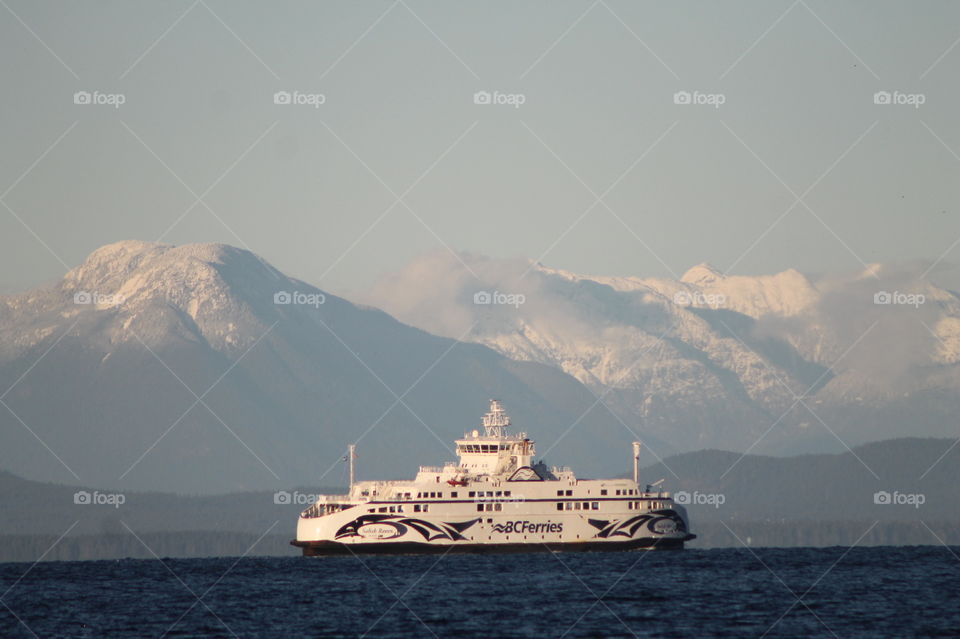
[2, 546, 958, 638]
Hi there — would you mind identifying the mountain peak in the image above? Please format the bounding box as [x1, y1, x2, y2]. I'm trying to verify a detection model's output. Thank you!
[680, 263, 724, 285]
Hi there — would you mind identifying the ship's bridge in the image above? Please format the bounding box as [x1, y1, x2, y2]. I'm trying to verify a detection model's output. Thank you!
[455, 400, 535, 476]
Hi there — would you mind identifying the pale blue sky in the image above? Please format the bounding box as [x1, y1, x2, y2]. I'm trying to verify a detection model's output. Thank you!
[2, 0, 959, 296]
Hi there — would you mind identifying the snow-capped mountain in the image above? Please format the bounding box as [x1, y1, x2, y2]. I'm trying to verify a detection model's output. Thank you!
[0, 242, 639, 493]
[363, 252, 960, 454]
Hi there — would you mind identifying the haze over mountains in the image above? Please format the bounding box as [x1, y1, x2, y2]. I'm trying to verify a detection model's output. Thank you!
[365, 251, 960, 455]
[2, 240, 958, 496]
[0, 241, 635, 494]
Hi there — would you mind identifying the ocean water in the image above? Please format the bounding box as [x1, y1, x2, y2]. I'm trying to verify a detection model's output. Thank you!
[1, 546, 958, 638]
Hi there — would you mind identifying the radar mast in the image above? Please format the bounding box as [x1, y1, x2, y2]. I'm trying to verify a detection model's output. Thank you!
[482, 399, 511, 438]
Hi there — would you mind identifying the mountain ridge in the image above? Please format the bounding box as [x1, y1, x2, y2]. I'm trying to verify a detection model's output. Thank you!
[363, 251, 960, 455]
[0, 241, 645, 493]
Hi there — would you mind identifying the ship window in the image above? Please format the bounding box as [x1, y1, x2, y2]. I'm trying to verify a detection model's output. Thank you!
[592, 502, 599, 510]
[397, 506, 404, 512]
[495, 491, 502, 497]
[557, 490, 564, 496]
[389, 506, 396, 513]
[557, 503, 563, 511]
[494, 504, 502, 511]
[368, 508, 374, 513]
[616, 490, 621, 495]
[477, 504, 484, 512]
[504, 491, 511, 497]
[566, 490, 573, 496]
[451, 492, 458, 498]
[469, 491, 475, 497]
[487, 518, 492, 523]
[378, 507, 387, 513]
[565, 503, 573, 510]
[601, 490, 607, 496]
[414, 505, 421, 512]
[574, 503, 581, 510]
[423, 504, 429, 512]
[583, 502, 589, 509]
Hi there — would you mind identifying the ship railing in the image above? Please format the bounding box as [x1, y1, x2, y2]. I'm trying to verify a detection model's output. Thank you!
[312, 494, 351, 503]
[301, 500, 356, 519]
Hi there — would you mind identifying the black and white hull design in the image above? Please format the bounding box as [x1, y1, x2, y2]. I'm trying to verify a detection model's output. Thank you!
[292, 400, 695, 555]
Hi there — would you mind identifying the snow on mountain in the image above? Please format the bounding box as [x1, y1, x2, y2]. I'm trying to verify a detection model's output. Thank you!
[364, 252, 960, 454]
[0, 242, 641, 493]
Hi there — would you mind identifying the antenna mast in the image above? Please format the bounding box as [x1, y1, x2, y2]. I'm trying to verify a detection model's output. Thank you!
[348, 444, 356, 490]
[632, 441, 642, 485]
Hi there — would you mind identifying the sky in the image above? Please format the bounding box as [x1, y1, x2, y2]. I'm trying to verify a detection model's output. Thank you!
[1, 0, 959, 298]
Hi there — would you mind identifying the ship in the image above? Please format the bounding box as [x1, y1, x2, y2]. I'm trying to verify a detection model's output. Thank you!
[292, 400, 695, 555]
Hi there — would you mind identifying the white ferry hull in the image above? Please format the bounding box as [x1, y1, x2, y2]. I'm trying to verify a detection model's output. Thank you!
[292, 506, 695, 555]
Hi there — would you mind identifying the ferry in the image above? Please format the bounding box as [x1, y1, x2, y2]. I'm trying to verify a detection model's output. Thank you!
[292, 400, 695, 555]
